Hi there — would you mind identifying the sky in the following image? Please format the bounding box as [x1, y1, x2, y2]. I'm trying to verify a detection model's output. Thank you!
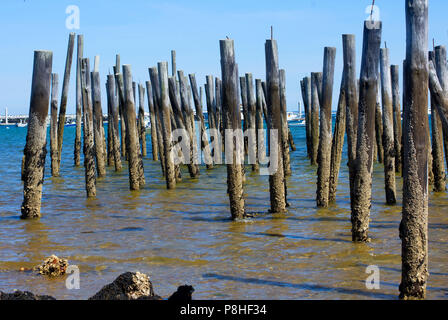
[1, 0, 448, 115]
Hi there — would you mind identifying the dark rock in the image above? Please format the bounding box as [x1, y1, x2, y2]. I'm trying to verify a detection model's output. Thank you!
[89, 272, 156, 300]
[168, 285, 195, 302]
[0, 290, 56, 300]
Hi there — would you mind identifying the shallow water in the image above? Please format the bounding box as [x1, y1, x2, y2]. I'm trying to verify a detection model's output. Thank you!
[0, 123, 447, 300]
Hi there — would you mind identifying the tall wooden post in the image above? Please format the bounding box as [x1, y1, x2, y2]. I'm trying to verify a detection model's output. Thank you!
[246, 73, 258, 171]
[391, 65, 403, 173]
[316, 47, 336, 208]
[329, 71, 346, 203]
[310, 72, 321, 166]
[434, 46, 448, 191]
[255, 79, 266, 165]
[122, 65, 143, 191]
[343, 34, 359, 208]
[115, 56, 126, 159]
[138, 84, 147, 157]
[220, 39, 246, 220]
[375, 92, 384, 163]
[91, 71, 106, 178]
[149, 67, 167, 175]
[301, 77, 312, 159]
[81, 58, 96, 198]
[74, 34, 83, 167]
[146, 80, 159, 161]
[106, 75, 122, 172]
[279, 69, 291, 176]
[50, 74, 59, 177]
[351, 21, 382, 242]
[400, 0, 429, 300]
[21, 51, 53, 219]
[56, 33, 75, 170]
[159, 62, 176, 189]
[380, 48, 397, 204]
[265, 38, 286, 213]
[189, 74, 213, 169]
[240, 76, 249, 155]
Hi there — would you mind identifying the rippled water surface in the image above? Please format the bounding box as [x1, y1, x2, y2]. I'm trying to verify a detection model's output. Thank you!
[0, 123, 447, 300]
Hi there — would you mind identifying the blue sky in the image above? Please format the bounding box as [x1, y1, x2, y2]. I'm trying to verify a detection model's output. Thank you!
[1, 0, 448, 115]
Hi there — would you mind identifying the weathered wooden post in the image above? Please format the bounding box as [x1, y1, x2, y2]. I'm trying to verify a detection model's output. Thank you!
[351, 20, 382, 242]
[115, 56, 126, 159]
[215, 77, 223, 143]
[171, 50, 176, 77]
[220, 39, 246, 220]
[240, 76, 249, 155]
[329, 72, 346, 203]
[379, 48, 397, 204]
[205, 75, 217, 162]
[81, 58, 96, 198]
[91, 71, 106, 178]
[246, 73, 258, 171]
[189, 74, 213, 169]
[159, 62, 176, 189]
[428, 51, 445, 192]
[106, 74, 122, 172]
[74, 34, 83, 167]
[255, 79, 266, 164]
[21, 51, 53, 219]
[375, 92, 384, 164]
[179, 71, 200, 177]
[122, 65, 143, 190]
[266, 38, 286, 213]
[56, 33, 75, 170]
[316, 47, 336, 208]
[138, 84, 147, 157]
[106, 78, 114, 167]
[434, 46, 448, 191]
[391, 65, 403, 173]
[310, 72, 321, 166]
[400, 0, 429, 300]
[343, 34, 359, 208]
[146, 80, 159, 161]
[50, 73, 59, 177]
[301, 77, 312, 159]
[279, 69, 291, 176]
[149, 67, 167, 175]
[429, 61, 448, 130]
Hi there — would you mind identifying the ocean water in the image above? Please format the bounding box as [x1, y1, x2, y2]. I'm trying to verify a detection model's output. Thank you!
[0, 122, 447, 300]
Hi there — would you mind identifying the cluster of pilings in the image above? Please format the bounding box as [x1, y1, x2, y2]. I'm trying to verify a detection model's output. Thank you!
[299, 0, 440, 300]
[20, 0, 439, 300]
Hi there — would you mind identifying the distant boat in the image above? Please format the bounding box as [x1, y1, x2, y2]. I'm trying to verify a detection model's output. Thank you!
[287, 111, 301, 122]
[16, 120, 27, 128]
[65, 119, 76, 127]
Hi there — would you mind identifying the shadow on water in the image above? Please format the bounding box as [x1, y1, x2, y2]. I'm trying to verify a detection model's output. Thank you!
[202, 273, 397, 299]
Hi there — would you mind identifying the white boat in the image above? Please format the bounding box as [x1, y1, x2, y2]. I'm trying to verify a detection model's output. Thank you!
[16, 120, 27, 128]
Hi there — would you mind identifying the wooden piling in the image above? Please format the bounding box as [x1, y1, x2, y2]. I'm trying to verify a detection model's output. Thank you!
[240, 76, 249, 155]
[74, 34, 83, 167]
[391, 65, 403, 174]
[255, 79, 266, 164]
[106, 79, 114, 167]
[428, 51, 446, 192]
[351, 21, 382, 242]
[122, 65, 143, 190]
[115, 56, 126, 159]
[80, 58, 97, 198]
[375, 92, 384, 164]
[220, 39, 246, 220]
[301, 77, 312, 159]
[189, 73, 213, 169]
[138, 84, 147, 157]
[434, 45, 448, 190]
[310, 72, 321, 166]
[91, 71, 107, 178]
[145, 80, 159, 161]
[106, 74, 122, 172]
[50, 74, 59, 177]
[379, 48, 397, 204]
[429, 60, 448, 131]
[343, 34, 359, 208]
[279, 70, 292, 176]
[158, 62, 176, 189]
[21, 50, 53, 219]
[265, 38, 286, 213]
[246, 73, 258, 171]
[179, 71, 200, 177]
[149, 67, 167, 175]
[316, 47, 336, 208]
[56, 33, 75, 170]
[400, 0, 429, 300]
[329, 72, 346, 203]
